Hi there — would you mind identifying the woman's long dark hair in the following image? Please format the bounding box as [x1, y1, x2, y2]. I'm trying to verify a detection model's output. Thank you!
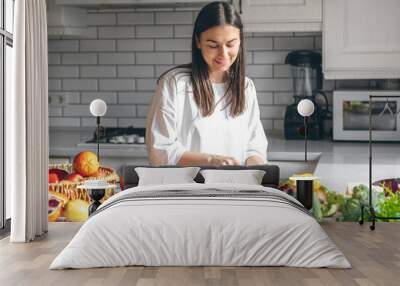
[159, 1, 245, 117]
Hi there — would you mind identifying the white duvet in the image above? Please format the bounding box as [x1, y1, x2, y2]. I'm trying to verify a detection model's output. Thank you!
[50, 183, 351, 269]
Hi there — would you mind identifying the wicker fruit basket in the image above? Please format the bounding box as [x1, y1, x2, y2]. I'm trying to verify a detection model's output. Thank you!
[48, 163, 119, 203]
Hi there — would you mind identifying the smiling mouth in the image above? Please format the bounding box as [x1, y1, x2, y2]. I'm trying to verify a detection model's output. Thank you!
[214, 59, 228, 65]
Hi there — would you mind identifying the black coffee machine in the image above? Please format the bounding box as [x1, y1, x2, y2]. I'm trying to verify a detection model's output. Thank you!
[284, 50, 328, 140]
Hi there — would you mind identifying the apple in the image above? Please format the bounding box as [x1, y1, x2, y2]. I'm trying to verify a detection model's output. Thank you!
[65, 173, 83, 182]
[92, 169, 108, 178]
[48, 173, 59, 184]
[49, 168, 69, 180]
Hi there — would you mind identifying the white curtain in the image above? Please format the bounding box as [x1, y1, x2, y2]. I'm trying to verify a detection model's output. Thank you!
[7, 0, 49, 242]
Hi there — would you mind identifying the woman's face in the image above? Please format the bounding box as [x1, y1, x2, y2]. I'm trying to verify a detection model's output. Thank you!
[196, 25, 241, 75]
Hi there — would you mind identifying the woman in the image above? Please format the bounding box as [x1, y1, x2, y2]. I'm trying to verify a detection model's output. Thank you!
[146, 1, 268, 166]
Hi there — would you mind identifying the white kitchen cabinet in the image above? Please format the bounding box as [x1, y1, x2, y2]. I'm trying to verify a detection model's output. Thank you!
[323, 0, 400, 79]
[47, 0, 91, 38]
[55, 0, 213, 7]
[232, 0, 322, 33]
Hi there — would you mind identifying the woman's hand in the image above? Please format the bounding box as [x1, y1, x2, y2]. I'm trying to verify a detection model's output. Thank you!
[208, 154, 240, 166]
[177, 151, 240, 166]
[245, 155, 266, 166]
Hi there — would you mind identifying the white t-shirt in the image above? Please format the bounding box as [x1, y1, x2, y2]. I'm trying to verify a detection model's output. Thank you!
[146, 67, 268, 165]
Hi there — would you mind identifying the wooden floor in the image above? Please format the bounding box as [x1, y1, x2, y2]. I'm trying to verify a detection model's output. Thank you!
[0, 222, 399, 286]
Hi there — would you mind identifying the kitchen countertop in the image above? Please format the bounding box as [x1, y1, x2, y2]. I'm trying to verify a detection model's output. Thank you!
[50, 128, 400, 193]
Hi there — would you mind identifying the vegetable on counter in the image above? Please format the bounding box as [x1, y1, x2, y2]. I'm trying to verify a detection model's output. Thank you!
[279, 174, 400, 222]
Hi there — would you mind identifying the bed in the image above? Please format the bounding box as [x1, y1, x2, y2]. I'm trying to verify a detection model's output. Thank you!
[50, 165, 351, 269]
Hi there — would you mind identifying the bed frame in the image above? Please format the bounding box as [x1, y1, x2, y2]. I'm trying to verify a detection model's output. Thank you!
[122, 164, 280, 190]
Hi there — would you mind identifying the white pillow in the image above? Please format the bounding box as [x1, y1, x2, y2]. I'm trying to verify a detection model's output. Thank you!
[200, 169, 266, 185]
[135, 167, 200, 186]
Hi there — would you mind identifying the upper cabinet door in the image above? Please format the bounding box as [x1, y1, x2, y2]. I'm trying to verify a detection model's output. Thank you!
[234, 0, 322, 32]
[323, 0, 400, 79]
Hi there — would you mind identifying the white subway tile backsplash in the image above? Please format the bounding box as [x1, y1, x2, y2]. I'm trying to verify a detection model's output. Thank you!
[156, 39, 191, 52]
[253, 51, 289, 64]
[81, 66, 117, 78]
[294, 32, 321, 37]
[48, 40, 79, 52]
[136, 79, 157, 91]
[155, 12, 193, 24]
[99, 53, 135, 65]
[104, 105, 136, 117]
[256, 92, 274, 105]
[49, 117, 80, 127]
[273, 92, 294, 105]
[117, 12, 154, 25]
[99, 79, 135, 91]
[81, 92, 118, 104]
[254, 32, 293, 37]
[246, 65, 273, 78]
[48, 53, 61, 65]
[118, 65, 154, 78]
[118, 92, 153, 104]
[260, 105, 286, 119]
[117, 39, 154, 51]
[155, 39, 191, 51]
[99, 26, 135, 38]
[174, 25, 193, 38]
[274, 37, 314, 50]
[254, 78, 293, 92]
[88, 13, 116, 26]
[48, 66, 79, 78]
[174, 52, 191, 64]
[81, 117, 118, 127]
[136, 52, 173, 64]
[260, 119, 273, 130]
[49, 79, 61, 91]
[136, 26, 173, 38]
[137, 105, 149, 117]
[62, 53, 97, 65]
[273, 120, 284, 130]
[49, 107, 62, 117]
[68, 105, 135, 119]
[49, 10, 333, 131]
[155, 65, 176, 77]
[174, 7, 199, 12]
[63, 105, 92, 117]
[245, 52, 253, 64]
[246, 38, 273, 51]
[118, 118, 147, 128]
[273, 64, 291, 78]
[83, 27, 98, 39]
[136, 7, 173, 12]
[63, 79, 98, 91]
[49, 92, 80, 104]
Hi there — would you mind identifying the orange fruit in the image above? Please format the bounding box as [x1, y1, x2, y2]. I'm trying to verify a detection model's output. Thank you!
[73, 151, 99, 177]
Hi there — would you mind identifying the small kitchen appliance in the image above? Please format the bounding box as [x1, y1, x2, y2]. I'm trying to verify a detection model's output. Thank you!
[284, 50, 329, 140]
[333, 90, 400, 141]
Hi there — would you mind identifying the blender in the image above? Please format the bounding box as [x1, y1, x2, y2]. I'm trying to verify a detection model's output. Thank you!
[283, 50, 329, 140]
